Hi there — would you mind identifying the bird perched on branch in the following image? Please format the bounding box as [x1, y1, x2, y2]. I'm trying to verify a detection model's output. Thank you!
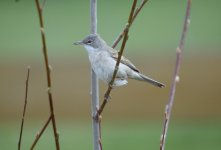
[74, 34, 165, 88]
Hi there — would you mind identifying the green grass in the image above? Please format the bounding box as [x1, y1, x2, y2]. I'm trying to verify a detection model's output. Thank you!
[1, 120, 220, 150]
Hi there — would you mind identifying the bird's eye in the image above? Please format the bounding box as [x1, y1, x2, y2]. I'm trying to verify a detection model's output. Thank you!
[87, 40, 92, 44]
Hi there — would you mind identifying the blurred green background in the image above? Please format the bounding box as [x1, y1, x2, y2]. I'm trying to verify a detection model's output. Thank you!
[0, 0, 220, 149]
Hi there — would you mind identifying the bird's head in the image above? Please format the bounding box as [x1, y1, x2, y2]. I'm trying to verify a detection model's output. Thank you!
[74, 34, 106, 50]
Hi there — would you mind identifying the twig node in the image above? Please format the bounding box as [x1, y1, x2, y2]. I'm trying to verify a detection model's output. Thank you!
[187, 19, 191, 26]
[176, 47, 181, 53]
[47, 87, 52, 94]
[40, 27, 44, 34]
[48, 65, 53, 72]
[175, 75, 180, 82]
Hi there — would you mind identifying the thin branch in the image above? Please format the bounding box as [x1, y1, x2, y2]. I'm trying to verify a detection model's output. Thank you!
[96, 0, 138, 118]
[90, 0, 97, 34]
[18, 66, 30, 150]
[34, 0, 60, 149]
[112, 0, 149, 48]
[160, 1, 191, 150]
[131, 0, 149, 23]
[30, 116, 52, 150]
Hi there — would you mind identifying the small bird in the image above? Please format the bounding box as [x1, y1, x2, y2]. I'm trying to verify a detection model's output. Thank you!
[74, 34, 165, 88]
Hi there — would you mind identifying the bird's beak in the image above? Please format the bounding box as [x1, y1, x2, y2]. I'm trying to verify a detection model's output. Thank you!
[73, 41, 83, 45]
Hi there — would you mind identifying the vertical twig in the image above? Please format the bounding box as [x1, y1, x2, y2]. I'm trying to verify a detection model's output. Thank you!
[112, 0, 149, 48]
[96, 0, 138, 118]
[90, 0, 148, 149]
[34, 0, 60, 149]
[18, 66, 30, 150]
[90, 0, 101, 150]
[160, 1, 191, 150]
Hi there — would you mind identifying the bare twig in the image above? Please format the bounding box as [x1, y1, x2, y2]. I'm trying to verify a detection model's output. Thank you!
[30, 116, 52, 150]
[112, 0, 149, 48]
[90, 0, 101, 150]
[96, 0, 138, 118]
[18, 67, 30, 150]
[131, 0, 149, 23]
[160, 1, 191, 150]
[34, 0, 60, 149]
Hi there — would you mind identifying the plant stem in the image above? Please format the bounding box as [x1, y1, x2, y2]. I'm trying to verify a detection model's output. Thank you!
[160, 1, 191, 150]
[30, 116, 52, 150]
[35, 0, 60, 149]
[18, 67, 30, 150]
[90, 0, 101, 150]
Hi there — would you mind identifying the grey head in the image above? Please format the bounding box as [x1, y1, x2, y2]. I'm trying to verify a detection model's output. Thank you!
[74, 34, 106, 49]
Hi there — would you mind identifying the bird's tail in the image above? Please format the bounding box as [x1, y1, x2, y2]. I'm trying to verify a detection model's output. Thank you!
[138, 73, 165, 88]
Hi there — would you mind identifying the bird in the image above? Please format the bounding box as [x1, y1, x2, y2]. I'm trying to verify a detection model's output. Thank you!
[74, 34, 165, 88]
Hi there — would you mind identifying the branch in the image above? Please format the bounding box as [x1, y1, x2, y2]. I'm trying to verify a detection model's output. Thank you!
[18, 66, 30, 150]
[160, 1, 191, 150]
[34, 0, 60, 149]
[30, 116, 52, 150]
[96, 0, 138, 118]
[90, 0, 101, 150]
[112, 0, 149, 48]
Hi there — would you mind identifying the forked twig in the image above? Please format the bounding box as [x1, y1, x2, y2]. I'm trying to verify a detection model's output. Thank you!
[160, 1, 191, 150]
[112, 0, 149, 48]
[96, 0, 138, 119]
[33, 0, 60, 149]
[18, 67, 30, 150]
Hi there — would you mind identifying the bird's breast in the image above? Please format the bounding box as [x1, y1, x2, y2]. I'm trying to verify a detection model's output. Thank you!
[88, 52, 116, 82]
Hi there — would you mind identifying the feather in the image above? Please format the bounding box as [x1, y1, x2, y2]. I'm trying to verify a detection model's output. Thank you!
[107, 47, 140, 73]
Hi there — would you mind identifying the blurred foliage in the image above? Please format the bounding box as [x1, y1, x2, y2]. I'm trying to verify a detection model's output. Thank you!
[0, 0, 220, 60]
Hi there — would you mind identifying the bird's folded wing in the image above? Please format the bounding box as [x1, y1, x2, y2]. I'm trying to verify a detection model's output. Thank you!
[109, 48, 140, 73]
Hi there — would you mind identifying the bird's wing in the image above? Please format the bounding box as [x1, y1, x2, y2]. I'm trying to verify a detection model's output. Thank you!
[108, 47, 140, 73]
